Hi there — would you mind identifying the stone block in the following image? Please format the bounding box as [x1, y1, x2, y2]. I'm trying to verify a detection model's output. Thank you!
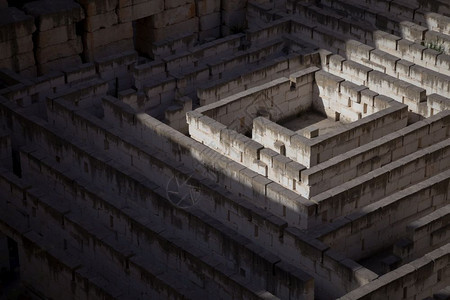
[285, 161, 305, 181]
[399, 20, 427, 42]
[198, 26, 221, 41]
[0, 52, 35, 72]
[396, 59, 414, 77]
[199, 12, 221, 31]
[24, 0, 85, 31]
[150, 17, 199, 41]
[346, 39, 374, 61]
[85, 22, 133, 50]
[78, 0, 118, 15]
[0, 8, 36, 41]
[251, 175, 271, 197]
[374, 30, 401, 51]
[290, 66, 320, 86]
[342, 60, 372, 84]
[64, 63, 96, 83]
[36, 38, 83, 64]
[221, 10, 246, 28]
[151, 3, 196, 28]
[304, 126, 319, 139]
[221, 0, 246, 12]
[0, 36, 34, 59]
[118, 5, 132, 22]
[197, 0, 220, 15]
[131, 0, 164, 20]
[85, 10, 118, 32]
[36, 25, 77, 47]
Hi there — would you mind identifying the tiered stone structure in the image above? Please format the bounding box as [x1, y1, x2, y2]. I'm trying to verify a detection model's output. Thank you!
[0, 0, 449, 299]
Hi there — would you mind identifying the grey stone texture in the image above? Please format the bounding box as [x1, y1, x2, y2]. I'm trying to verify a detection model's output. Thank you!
[0, 0, 449, 300]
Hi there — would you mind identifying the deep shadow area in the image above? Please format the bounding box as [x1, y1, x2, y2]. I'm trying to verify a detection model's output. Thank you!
[279, 109, 346, 137]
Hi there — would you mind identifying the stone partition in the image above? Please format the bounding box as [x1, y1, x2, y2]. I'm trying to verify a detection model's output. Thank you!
[0, 219, 121, 299]
[375, 35, 450, 78]
[339, 243, 450, 300]
[197, 52, 319, 106]
[345, 39, 450, 100]
[0, 94, 380, 299]
[1, 1, 450, 299]
[405, 205, 450, 262]
[135, 33, 244, 83]
[23, 0, 85, 74]
[301, 110, 450, 197]
[252, 91, 407, 170]
[78, 0, 135, 60]
[13, 101, 312, 298]
[429, 93, 450, 116]
[0, 0, 259, 76]
[16, 146, 313, 300]
[164, 96, 192, 133]
[187, 111, 314, 216]
[247, 18, 291, 45]
[94, 50, 137, 94]
[289, 0, 450, 53]
[13, 84, 383, 297]
[310, 111, 450, 223]
[324, 53, 428, 113]
[104, 98, 315, 229]
[63, 63, 96, 84]
[0, 70, 66, 113]
[192, 67, 317, 134]
[0, 8, 36, 76]
[46, 78, 108, 111]
[0, 133, 11, 169]
[425, 12, 450, 35]
[319, 167, 450, 260]
[314, 70, 409, 123]
[132, 60, 167, 90]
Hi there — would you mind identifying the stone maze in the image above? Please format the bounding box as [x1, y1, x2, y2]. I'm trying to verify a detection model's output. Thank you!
[0, 0, 449, 299]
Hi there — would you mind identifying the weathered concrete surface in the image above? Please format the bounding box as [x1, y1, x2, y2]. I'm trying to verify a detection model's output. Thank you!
[0, 0, 449, 300]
